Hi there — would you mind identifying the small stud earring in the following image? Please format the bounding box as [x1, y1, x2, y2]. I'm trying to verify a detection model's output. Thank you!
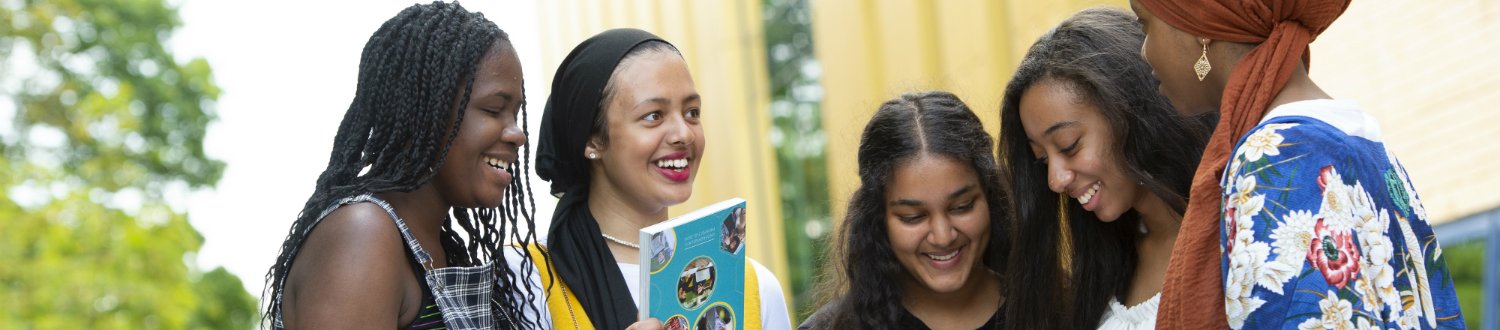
[587, 152, 597, 159]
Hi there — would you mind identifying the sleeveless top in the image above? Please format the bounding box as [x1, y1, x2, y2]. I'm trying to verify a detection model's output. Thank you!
[1098, 293, 1159, 330]
[273, 194, 508, 329]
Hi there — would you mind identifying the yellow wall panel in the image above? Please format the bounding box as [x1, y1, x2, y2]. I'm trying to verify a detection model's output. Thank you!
[814, 0, 1499, 226]
[814, 0, 1127, 222]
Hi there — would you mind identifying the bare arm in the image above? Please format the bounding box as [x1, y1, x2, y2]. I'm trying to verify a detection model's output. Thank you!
[280, 203, 418, 329]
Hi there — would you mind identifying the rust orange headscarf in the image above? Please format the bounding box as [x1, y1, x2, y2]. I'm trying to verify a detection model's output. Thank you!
[1134, 0, 1350, 328]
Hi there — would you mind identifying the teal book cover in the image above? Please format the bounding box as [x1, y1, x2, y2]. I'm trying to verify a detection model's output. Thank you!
[638, 198, 747, 330]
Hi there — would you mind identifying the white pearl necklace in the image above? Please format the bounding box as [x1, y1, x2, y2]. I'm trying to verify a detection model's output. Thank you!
[601, 233, 640, 249]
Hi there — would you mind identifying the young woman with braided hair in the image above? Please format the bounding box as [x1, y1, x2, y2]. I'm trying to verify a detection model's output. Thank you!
[262, 2, 540, 329]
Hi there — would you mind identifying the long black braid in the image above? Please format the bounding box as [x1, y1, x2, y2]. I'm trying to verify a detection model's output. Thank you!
[260, 2, 539, 328]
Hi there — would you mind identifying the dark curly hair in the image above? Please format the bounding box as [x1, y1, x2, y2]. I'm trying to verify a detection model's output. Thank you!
[998, 7, 1212, 329]
[261, 2, 539, 328]
[811, 91, 1011, 329]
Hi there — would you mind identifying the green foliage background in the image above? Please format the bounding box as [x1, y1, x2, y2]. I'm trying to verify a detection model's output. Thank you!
[763, 0, 830, 323]
[1444, 241, 1485, 330]
[0, 0, 257, 328]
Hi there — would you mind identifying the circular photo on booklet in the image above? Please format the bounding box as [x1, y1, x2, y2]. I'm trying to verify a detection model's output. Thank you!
[720, 206, 746, 254]
[663, 315, 689, 330]
[695, 302, 735, 330]
[648, 229, 676, 273]
[675, 256, 717, 309]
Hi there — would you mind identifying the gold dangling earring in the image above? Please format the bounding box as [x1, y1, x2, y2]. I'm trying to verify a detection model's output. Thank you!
[1194, 39, 1212, 81]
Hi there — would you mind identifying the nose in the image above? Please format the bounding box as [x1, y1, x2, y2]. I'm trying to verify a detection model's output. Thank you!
[1047, 158, 1073, 194]
[666, 112, 694, 147]
[926, 214, 958, 248]
[502, 118, 527, 147]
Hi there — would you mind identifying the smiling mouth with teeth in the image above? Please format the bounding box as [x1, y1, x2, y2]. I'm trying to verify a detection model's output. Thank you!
[1077, 182, 1100, 205]
[484, 156, 513, 174]
[655, 158, 689, 171]
[926, 250, 959, 261]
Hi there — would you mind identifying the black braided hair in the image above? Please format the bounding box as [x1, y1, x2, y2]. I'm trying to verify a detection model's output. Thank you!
[260, 2, 540, 328]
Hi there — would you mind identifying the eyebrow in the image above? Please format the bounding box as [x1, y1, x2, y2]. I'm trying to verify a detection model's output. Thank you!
[634, 94, 701, 108]
[1043, 120, 1079, 137]
[889, 184, 977, 207]
[492, 90, 515, 104]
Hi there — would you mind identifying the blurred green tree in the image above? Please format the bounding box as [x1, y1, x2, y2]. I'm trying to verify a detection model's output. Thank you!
[763, 0, 830, 323]
[0, 0, 256, 328]
[1444, 241, 1484, 330]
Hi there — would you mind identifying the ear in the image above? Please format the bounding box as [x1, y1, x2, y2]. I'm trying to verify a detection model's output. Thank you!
[585, 135, 605, 160]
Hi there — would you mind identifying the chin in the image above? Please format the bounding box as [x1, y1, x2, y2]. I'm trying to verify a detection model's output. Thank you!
[1093, 210, 1125, 223]
[480, 195, 506, 208]
[922, 276, 969, 294]
[660, 189, 693, 205]
[466, 192, 506, 209]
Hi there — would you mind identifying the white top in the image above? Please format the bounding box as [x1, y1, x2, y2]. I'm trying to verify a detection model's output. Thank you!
[1257, 99, 1379, 142]
[1097, 293, 1159, 330]
[506, 245, 792, 330]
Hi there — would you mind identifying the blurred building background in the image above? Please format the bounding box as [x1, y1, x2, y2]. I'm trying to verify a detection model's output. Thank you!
[2, 0, 1494, 328]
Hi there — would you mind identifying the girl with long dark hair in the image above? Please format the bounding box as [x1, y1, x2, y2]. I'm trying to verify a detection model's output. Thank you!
[262, 2, 540, 329]
[999, 7, 1211, 329]
[803, 91, 1009, 330]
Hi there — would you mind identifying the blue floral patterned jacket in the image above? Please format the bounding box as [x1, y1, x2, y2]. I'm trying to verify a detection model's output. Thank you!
[1219, 100, 1465, 329]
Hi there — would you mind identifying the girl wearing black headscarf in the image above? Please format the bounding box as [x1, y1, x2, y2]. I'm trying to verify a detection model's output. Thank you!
[511, 28, 792, 330]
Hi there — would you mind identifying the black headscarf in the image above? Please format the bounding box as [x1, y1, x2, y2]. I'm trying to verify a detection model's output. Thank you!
[535, 28, 668, 330]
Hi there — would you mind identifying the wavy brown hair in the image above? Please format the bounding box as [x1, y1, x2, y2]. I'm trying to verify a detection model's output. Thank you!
[810, 91, 1011, 329]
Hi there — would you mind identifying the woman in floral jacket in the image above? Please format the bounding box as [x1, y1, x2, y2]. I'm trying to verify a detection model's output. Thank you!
[1129, 0, 1466, 328]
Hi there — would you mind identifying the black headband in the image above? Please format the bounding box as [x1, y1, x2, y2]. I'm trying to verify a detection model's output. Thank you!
[536, 28, 668, 196]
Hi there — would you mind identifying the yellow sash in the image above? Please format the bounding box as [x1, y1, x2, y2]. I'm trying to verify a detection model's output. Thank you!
[523, 244, 761, 329]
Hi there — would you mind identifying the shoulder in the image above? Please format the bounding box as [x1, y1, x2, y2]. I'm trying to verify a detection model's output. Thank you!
[748, 258, 787, 304]
[281, 202, 411, 326]
[749, 258, 794, 330]
[1226, 112, 1390, 183]
[1239, 117, 1346, 157]
[798, 297, 844, 330]
[1236, 100, 1387, 161]
[748, 259, 782, 286]
[501, 242, 552, 324]
[501, 243, 548, 304]
[297, 202, 408, 265]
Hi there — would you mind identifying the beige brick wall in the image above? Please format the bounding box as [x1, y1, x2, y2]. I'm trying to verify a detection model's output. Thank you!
[1310, 0, 1500, 224]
